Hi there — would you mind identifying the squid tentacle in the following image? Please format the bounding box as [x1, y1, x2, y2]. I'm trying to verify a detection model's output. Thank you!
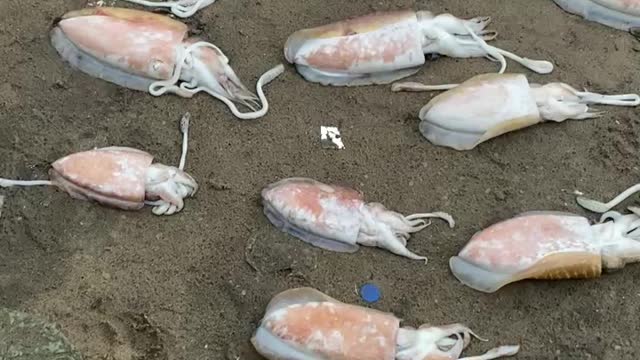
[194, 64, 284, 120]
[577, 183, 640, 213]
[122, 0, 214, 18]
[575, 88, 640, 106]
[628, 206, 640, 217]
[148, 41, 204, 97]
[433, 325, 521, 360]
[405, 219, 432, 232]
[459, 345, 520, 360]
[143, 114, 195, 216]
[406, 211, 456, 228]
[0, 179, 53, 187]
[178, 112, 190, 171]
[600, 210, 624, 223]
[397, 324, 517, 360]
[392, 21, 552, 92]
[457, 23, 553, 74]
[459, 23, 507, 73]
[439, 333, 466, 359]
[149, 41, 284, 120]
[392, 81, 460, 92]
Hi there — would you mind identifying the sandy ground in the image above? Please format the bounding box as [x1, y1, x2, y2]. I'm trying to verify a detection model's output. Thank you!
[1, 0, 639, 359]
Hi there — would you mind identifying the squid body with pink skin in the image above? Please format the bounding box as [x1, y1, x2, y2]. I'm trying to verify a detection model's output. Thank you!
[50, 7, 283, 120]
[284, 10, 554, 86]
[0, 114, 197, 216]
[252, 287, 520, 360]
[262, 178, 455, 262]
[450, 211, 640, 293]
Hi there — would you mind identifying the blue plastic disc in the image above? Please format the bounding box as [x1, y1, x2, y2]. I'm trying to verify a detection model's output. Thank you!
[360, 283, 381, 303]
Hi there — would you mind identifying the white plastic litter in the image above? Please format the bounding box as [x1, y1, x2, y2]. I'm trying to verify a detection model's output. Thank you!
[320, 126, 345, 150]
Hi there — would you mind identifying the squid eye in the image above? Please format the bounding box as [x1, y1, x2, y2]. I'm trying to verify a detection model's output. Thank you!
[425, 53, 441, 61]
[151, 59, 167, 75]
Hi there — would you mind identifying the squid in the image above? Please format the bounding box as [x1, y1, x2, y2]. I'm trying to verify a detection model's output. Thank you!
[50, 7, 283, 120]
[284, 10, 554, 86]
[261, 177, 455, 262]
[449, 211, 640, 293]
[121, 0, 216, 18]
[251, 287, 520, 360]
[391, 73, 640, 150]
[0, 114, 197, 216]
[552, 0, 640, 32]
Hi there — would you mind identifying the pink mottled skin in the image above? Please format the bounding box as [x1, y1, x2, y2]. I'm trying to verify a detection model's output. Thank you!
[265, 301, 398, 360]
[51, 147, 152, 206]
[284, 11, 417, 64]
[285, 11, 424, 75]
[263, 178, 363, 219]
[252, 288, 520, 360]
[459, 214, 595, 272]
[303, 30, 420, 71]
[57, 10, 185, 80]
